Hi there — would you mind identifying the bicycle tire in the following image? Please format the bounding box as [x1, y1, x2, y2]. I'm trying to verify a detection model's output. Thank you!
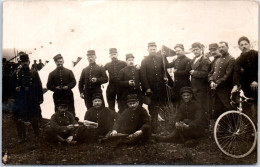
[214, 110, 257, 158]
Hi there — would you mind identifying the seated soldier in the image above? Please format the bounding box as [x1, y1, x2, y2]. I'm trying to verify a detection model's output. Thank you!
[82, 93, 118, 143]
[109, 94, 151, 145]
[155, 87, 204, 146]
[45, 100, 80, 144]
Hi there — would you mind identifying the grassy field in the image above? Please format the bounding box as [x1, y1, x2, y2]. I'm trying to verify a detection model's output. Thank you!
[2, 113, 257, 165]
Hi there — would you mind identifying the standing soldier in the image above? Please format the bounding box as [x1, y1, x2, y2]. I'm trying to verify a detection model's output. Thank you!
[9, 53, 43, 143]
[118, 53, 143, 113]
[31, 60, 38, 71]
[79, 50, 108, 110]
[208, 41, 235, 120]
[47, 54, 77, 116]
[37, 59, 44, 71]
[104, 48, 127, 111]
[140, 42, 168, 134]
[232, 36, 258, 124]
[163, 44, 191, 104]
[189, 42, 210, 128]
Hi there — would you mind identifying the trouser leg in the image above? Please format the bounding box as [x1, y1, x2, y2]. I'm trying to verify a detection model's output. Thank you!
[31, 117, 39, 137]
[149, 104, 158, 134]
[16, 119, 26, 140]
[106, 84, 116, 111]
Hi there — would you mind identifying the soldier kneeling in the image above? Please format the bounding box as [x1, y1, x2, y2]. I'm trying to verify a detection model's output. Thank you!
[155, 87, 205, 147]
[109, 94, 151, 146]
[45, 100, 81, 144]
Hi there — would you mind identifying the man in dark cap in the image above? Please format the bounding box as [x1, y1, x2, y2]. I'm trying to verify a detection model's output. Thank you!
[104, 48, 127, 111]
[189, 42, 210, 128]
[79, 50, 108, 110]
[110, 94, 151, 145]
[140, 42, 168, 134]
[31, 60, 38, 71]
[232, 36, 258, 124]
[9, 53, 43, 143]
[118, 53, 143, 113]
[45, 100, 80, 144]
[207, 43, 222, 70]
[208, 41, 235, 120]
[82, 93, 118, 143]
[155, 87, 204, 147]
[162, 44, 191, 103]
[47, 54, 77, 116]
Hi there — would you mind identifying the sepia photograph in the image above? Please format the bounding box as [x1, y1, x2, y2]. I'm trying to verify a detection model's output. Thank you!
[2, 0, 258, 165]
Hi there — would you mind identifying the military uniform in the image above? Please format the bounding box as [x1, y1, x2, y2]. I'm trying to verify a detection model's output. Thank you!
[45, 110, 79, 143]
[165, 54, 191, 102]
[47, 67, 76, 115]
[140, 51, 167, 133]
[10, 54, 43, 141]
[208, 53, 235, 119]
[104, 60, 126, 110]
[118, 65, 143, 113]
[84, 106, 118, 142]
[78, 63, 108, 109]
[112, 105, 151, 144]
[156, 99, 204, 142]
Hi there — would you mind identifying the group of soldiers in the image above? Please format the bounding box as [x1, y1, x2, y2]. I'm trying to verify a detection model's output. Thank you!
[5, 36, 258, 146]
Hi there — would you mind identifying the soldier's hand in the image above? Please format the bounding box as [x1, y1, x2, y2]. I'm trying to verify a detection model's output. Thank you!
[175, 122, 181, 129]
[210, 81, 217, 89]
[128, 130, 142, 139]
[8, 98, 15, 104]
[62, 86, 69, 90]
[66, 136, 73, 143]
[190, 70, 194, 75]
[56, 86, 61, 90]
[110, 130, 117, 137]
[250, 81, 258, 91]
[231, 85, 238, 93]
[135, 64, 141, 70]
[129, 80, 135, 86]
[67, 124, 74, 130]
[80, 93, 84, 99]
[91, 77, 97, 83]
[164, 77, 168, 84]
[15, 86, 21, 92]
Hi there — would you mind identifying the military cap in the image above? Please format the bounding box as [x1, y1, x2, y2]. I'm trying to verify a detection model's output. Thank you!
[180, 86, 193, 95]
[209, 43, 218, 50]
[126, 53, 134, 60]
[20, 54, 29, 62]
[191, 42, 202, 49]
[174, 44, 184, 50]
[148, 42, 157, 47]
[34, 60, 37, 62]
[127, 94, 138, 102]
[18, 51, 26, 56]
[109, 48, 117, 54]
[92, 93, 103, 100]
[3, 58, 6, 63]
[53, 54, 63, 61]
[238, 36, 250, 45]
[87, 50, 96, 56]
[57, 100, 68, 107]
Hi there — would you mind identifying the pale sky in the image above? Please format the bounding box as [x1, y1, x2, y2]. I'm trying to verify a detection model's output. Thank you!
[3, 0, 259, 64]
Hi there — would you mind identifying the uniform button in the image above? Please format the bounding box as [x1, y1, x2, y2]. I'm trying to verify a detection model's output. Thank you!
[220, 67, 222, 68]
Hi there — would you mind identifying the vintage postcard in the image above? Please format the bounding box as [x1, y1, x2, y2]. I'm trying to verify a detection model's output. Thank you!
[2, 0, 258, 165]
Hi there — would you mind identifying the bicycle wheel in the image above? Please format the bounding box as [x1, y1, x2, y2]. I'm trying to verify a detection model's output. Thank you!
[214, 110, 257, 158]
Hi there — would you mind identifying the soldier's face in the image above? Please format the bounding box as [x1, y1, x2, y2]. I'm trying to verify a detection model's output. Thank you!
[93, 99, 103, 108]
[175, 47, 184, 56]
[87, 55, 96, 64]
[22, 61, 30, 68]
[209, 48, 218, 56]
[126, 58, 134, 66]
[219, 43, 229, 55]
[127, 101, 139, 110]
[147, 46, 157, 55]
[58, 105, 68, 112]
[55, 58, 64, 68]
[239, 40, 250, 53]
[109, 53, 118, 61]
[181, 92, 192, 103]
[192, 47, 201, 57]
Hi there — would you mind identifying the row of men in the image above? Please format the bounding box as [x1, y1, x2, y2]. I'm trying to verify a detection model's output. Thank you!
[8, 36, 258, 143]
[31, 59, 45, 71]
[46, 87, 203, 146]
